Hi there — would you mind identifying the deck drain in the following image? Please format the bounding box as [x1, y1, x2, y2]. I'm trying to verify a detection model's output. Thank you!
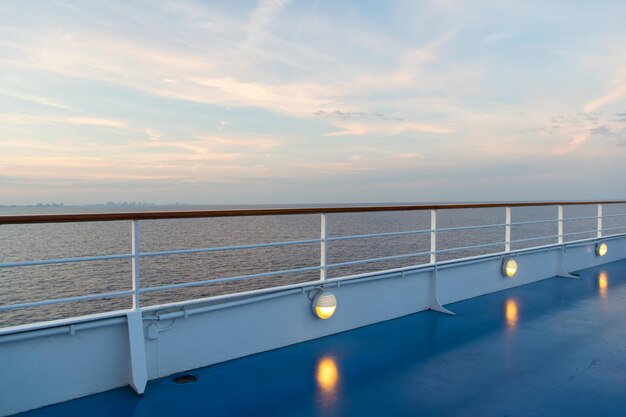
[173, 374, 198, 384]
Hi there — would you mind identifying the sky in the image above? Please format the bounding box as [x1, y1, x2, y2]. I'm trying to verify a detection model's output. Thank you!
[1, 0, 625, 205]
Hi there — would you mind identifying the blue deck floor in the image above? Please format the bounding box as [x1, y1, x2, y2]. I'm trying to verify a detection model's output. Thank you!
[18, 260, 626, 417]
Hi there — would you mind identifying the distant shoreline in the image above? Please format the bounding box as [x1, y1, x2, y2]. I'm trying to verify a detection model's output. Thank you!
[0, 202, 443, 216]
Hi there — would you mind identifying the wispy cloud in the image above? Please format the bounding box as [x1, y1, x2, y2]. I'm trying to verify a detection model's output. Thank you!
[584, 71, 626, 112]
[0, 90, 75, 111]
[482, 31, 510, 44]
[349, 31, 459, 91]
[554, 131, 590, 155]
[186, 76, 340, 115]
[325, 120, 455, 137]
[247, 0, 290, 42]
[396, 153, 422, 159]
[0, 113, 128, 128]
[314, 110, 403, 121]
[194, 135, 282, 150]
[297, 0, 319, 36]
[546, 111, 626, 154]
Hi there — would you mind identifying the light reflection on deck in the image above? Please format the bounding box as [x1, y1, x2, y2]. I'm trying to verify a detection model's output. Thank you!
[598, 272, 608, 298]
[505, 298, 518, 328]
[316, 355, 339, 404]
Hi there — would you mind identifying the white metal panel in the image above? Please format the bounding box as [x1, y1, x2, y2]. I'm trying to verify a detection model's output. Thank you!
[0, 323, 130, 417]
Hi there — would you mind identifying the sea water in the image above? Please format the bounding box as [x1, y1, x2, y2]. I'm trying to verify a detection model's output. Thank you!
[1, 204, 623, 327]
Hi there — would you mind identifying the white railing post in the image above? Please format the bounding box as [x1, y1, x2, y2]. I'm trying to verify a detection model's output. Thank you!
[597, 204, 603, 238]
[558, 205, 564, 244]
[505, 207, 511, 253]
[320, 213, 327, 282]
[430, 209, 437, 264]
[127, 219, 147, 394]
[427, 208, 454, 315]
[131, 220, 141, 310]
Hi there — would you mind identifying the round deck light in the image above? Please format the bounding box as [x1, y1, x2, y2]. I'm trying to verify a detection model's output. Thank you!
[312, 291, 337, 319]
[502, 258, 518, 278]
[596, 242, 608, 257]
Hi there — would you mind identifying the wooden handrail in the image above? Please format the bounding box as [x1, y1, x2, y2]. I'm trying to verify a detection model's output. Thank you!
[1, 200, 625, 225]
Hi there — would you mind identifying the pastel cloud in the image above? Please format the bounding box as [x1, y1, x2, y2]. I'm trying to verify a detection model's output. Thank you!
[325, 120, 455, 137]
[584, 83, 626, 113]
[247, 0, 290, 41]
[547, 112, 626, 154]
[0, 14, 458, 133]
[0, 113, 128, 128]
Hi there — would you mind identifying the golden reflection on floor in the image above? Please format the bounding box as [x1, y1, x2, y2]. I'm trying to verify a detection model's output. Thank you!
[505, 298, 518, 328]
[598, 272, 608, 298]
[316, 355, 339, 404]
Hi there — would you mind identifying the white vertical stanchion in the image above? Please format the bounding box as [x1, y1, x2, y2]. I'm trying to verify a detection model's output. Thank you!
[428, 209, 455, 315]
[556, 206, 579, 279]
[131, 220, 141, 310]
[320, 213, 328, 282]
[505, 207, 511, 253]
[127, 219, 147, 394]
[558, 205, 564, 245]
[597, 204, 603, 238]
[430, 209, 437, 264]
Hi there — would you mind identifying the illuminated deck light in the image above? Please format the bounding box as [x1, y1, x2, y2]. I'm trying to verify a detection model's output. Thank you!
[502, 258, 518, 278]
[312, 292, 337, 319]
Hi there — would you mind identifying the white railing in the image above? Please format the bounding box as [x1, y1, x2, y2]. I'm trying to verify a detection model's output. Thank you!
[1, 202, 626, 322]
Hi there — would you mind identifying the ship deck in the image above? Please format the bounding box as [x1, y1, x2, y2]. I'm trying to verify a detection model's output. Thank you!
[17, 259, 626, 417]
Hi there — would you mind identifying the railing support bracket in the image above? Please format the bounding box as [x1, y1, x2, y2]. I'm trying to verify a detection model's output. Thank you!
[556, 247, 579, 279]
[428, 267, 455, 315]
[126, 310, 148, 395]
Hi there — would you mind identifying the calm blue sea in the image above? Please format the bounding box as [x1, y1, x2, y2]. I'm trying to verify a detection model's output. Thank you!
[1, 204, 625, 327]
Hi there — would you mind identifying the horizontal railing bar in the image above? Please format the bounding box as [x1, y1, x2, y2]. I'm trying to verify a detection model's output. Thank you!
[510, 234, 556, 244]
[153, 289, 305, 321]
[327, 229, 431, 241]
[3, 200, 626, 224]
[139, 265, 321, 294]
[602, 213, 626, 218]
[562, 229, 597, 237]
[602, 225, 626, 231]
[437, 223, 505, 232]
[0, 310, 131, 338]
[562, 233, 624, 247]
[324, 264, 433, 284]
[510, 219, 557, 226]
[111, 229, 619, 298]
[139, 238, 321, 258]
[142, 278, 325, 313]
[327, 251, 431, 269]
[0, 290, 133, 312]
[3, 231, 626, 332]
[0, 316, 128, 343]
[563, 216, 598, 221]
[150, 233, 626, 317]
[601, 232, 626, 240]
[0, 253, 132, 269]
[435, 241, 504, 254]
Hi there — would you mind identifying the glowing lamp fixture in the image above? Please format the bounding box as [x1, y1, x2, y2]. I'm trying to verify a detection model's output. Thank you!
[502, 258, 518, 278]
[596, 242, 608, 257]
[312, 291, 337, 320]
